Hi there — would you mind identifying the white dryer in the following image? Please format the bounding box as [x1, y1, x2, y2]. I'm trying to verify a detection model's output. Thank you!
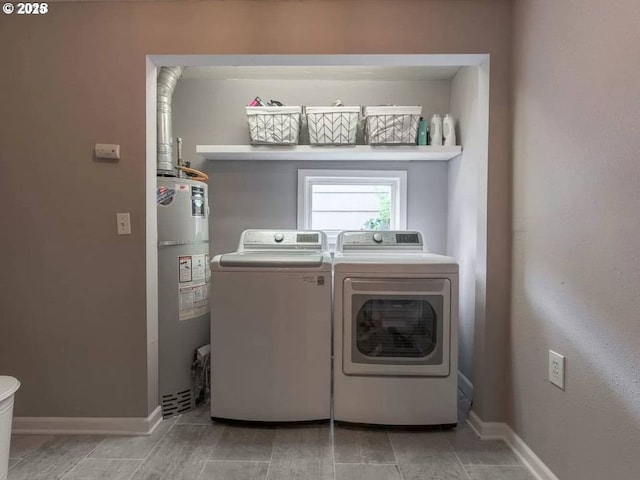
[211, 229, 331, 422]
[333, 231, 459, 426]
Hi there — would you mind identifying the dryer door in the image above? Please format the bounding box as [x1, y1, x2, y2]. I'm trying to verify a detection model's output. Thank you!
[343, 278, 451, 376]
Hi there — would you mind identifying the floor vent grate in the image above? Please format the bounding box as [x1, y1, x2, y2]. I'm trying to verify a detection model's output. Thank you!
[161, 389, 194, 417]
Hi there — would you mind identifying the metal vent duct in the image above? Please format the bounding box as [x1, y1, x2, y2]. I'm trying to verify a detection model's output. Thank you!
[157, 66, 183, 176]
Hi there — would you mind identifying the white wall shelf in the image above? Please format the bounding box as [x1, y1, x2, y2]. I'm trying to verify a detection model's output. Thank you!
[197, 145, 462, 162]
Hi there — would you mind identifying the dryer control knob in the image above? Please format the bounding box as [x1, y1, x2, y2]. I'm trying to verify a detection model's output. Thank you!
[372, 232, 383, 243]
[274, 233, 285, 243]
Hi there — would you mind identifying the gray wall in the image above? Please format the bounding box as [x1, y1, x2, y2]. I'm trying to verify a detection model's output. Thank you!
[448, 66, 490, 386]
[0, 0, 512, 419]
[173, 78, 452, 168]
[203, 160, 449, 257]
[511, 1, 640, 478]
[173, 78, 452, 255]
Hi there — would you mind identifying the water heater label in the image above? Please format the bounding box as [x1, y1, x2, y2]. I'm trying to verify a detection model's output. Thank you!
[178, 256, 192, 283]
[156, 187, 176, 206]
[177, 254, 210, 320]
[205, 254, 210, 283]
[191, 254, 206, 282]
[178, 282, 209, 321]
[191, 186, 205, 217]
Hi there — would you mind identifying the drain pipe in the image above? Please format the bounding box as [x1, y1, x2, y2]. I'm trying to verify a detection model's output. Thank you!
[157, 66, 183, 176]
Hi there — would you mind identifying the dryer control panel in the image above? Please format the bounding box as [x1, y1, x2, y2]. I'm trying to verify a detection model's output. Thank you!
[337, 231, 424, 251]
[240, 229, 327, 251]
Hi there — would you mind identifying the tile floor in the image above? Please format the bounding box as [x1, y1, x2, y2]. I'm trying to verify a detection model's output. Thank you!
[8, 391, 535, 480]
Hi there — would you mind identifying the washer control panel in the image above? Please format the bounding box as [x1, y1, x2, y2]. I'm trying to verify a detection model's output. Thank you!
[338, 231, 424, 251]
[241, 229, 326, 250]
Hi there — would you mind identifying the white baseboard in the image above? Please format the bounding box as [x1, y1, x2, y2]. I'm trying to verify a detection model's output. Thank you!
[467, 411, 559, 480]
[457, 370, 474, 399]
[12, 406, 163, 436]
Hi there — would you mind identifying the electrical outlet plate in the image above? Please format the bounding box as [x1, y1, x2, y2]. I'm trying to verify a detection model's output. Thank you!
[95, 143, 120, 160]
[116, 212, 131, 235]
[549, 350, 565, 390]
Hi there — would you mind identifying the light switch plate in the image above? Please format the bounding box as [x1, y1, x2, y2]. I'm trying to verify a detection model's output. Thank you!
[549, 350, 565, 390]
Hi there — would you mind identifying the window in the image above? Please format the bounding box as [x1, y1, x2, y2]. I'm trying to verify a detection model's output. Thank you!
[297, 170, 407, 246]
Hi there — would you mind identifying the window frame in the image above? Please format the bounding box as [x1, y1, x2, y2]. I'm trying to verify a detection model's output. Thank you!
[297, 169, 408, 245]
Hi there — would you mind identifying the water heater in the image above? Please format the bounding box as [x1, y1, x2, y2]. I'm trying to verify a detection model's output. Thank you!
[157, 177, 210, 417]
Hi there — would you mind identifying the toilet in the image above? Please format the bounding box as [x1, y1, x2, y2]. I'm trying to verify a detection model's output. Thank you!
[0, 377, 20, 480]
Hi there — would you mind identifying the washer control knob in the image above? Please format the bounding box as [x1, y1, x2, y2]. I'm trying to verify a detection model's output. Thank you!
[274, 233, 285, 243]
[372, 232, 383, 243]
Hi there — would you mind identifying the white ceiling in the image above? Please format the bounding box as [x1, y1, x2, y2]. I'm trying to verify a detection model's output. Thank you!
[180, 65, 462, 82]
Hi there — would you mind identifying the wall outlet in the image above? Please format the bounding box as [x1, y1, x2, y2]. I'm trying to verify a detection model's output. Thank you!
[95, 143, 120, 160]
[549, 350, 565, 390]
[116, 213, 131, 235]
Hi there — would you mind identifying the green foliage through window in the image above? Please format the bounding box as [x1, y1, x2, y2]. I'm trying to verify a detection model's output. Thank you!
[363, 193, 391, 230]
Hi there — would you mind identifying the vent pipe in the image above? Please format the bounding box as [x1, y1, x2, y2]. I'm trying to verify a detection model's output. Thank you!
[157, 67, 183, 176]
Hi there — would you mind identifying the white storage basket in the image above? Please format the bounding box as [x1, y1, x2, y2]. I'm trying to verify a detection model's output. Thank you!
[306, 106, 361, 145]
[364, 106, 422, 145]
[246, 106, 303, 145]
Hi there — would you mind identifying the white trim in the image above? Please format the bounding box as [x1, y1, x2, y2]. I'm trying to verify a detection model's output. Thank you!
[145, 56, 160, 420]
[457, 370, 474, 399]
[150, 54, 489, 68]
[467, 410, 505, 439]
[467, 411, 560, 480]
[12, 406, 163, 436]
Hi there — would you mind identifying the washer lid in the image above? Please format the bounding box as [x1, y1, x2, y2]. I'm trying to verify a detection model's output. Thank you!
[0, 376, 20, 402]
[219, 252, 325, 268]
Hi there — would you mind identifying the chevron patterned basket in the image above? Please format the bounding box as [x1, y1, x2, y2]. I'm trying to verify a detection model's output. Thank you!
[306, 106, 361, 145]
[246, 106, 303, 145]
[364, 106, 422, 145]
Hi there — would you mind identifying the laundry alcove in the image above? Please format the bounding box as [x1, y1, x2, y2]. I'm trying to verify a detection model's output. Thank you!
[145, 54, 489, 419]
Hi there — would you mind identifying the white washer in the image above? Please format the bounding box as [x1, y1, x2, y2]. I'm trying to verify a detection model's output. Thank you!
[211, 229, 331, 422]
[333, 231, 459, 426]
